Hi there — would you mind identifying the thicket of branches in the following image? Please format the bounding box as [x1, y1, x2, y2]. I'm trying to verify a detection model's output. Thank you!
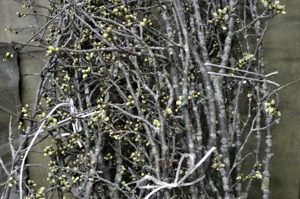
[1, 0, 286, 198]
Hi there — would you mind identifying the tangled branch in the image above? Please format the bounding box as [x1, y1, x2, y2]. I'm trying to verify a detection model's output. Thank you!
[1, 0, 286, 198]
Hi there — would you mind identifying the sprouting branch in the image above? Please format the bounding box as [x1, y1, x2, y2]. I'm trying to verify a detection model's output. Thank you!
[2, 0, 287, 198]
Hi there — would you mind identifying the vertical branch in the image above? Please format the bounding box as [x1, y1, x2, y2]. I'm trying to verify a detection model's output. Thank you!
[2, 0, 286, 198]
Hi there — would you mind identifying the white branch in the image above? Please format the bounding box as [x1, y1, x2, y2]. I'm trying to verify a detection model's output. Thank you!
[208, 72, 280, 87]
[19, 102, 80, 199]
[129, 147, 216, 199]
